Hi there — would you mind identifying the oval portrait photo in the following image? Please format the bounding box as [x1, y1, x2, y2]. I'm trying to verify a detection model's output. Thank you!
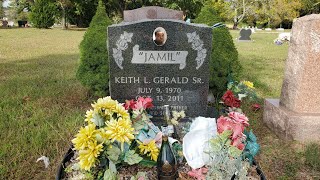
[153, 27, 167, 46]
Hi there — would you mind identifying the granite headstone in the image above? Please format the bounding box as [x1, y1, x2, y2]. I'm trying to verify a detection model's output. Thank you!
[123, 6, 184, 22]
[238, 29, 252, 41]
[108, 19, 212, 118]
[263, 14, 320, 143]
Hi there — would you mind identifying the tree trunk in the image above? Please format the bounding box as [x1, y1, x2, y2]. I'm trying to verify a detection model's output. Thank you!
[62, 7, 68, 30]
[233, 22, 238, 29]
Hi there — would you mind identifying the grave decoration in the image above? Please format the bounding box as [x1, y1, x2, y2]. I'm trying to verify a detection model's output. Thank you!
[57, 80, 264, 179]
[108, 19, 212, 119]
[58, 6, 264, 180]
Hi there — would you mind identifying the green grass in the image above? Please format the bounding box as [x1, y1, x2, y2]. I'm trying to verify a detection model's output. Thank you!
[0, 28, 88, 179]
[230, 30, 289, 98]
[0, 28, 319, 179]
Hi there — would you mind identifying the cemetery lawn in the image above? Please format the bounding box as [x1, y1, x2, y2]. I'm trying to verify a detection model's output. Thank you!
[0, 28, 318, 179]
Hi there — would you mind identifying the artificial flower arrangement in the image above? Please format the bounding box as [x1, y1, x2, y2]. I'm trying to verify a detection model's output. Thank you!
[203, 80, 261, 179]
[65, 96, 162, 179]
[61, 80, 262, 179]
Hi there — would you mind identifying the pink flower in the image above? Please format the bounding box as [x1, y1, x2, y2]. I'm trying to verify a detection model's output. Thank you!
[228, 112, 249, 127]
[231, 123, 245, 140]
[134, 97, 154, 110]
[124, 99, 136, 110]
[231, 137, 245, 150]
[217, 113, 248, 150]
[187, 167, 208, 180]
[217, 116, 234, 134]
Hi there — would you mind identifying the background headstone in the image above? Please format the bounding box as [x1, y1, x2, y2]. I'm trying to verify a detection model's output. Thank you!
[1, 20, 8, 27]
[263, 14, 320, 143]
[238, 29, 252, 41]
[108, 19, 212, 119]
[123, 6, 184, 22]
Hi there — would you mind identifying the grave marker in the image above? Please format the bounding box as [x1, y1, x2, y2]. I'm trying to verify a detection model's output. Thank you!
[108, 17, 212, 118]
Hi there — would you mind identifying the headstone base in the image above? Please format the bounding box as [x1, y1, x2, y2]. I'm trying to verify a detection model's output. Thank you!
[263, 99, 320, 143]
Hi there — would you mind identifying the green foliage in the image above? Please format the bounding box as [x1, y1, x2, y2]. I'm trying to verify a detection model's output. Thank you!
[68, 0, 98, 27]
[0, 0, 4, 19]
[207, 130, 249, 179]
[194, 5, 241, 98]
[29, 0, 57, 28]
[76, 0, 112, 96]
[227, 81, 259, 101]
[107, 146, 121, 163]
[138, 158, 157, 167]
[124, 150, 143, 165]
[165, 0, 204, 19]
[305, 143, 320, 171]
[103, 169, 117, 180]
[300, 0, 320, 15]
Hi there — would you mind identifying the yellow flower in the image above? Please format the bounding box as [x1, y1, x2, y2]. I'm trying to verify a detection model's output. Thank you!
[77, 141, 104, 171]
[96, 128, 111, 144]
[137, 140, 159, 161]
[72, 124, 97, 151]
[115, 103, 130, 120]
[105, 118, 134, 144]
[92, 96, 117, 112]
[84, 109, 94, 124]
[171, 118, 179, 125]
[242, 81, 254, 89]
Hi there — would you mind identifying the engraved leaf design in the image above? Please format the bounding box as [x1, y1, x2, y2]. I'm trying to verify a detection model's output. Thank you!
[187, 31, 207, 70]
[113, 31, 133, 69]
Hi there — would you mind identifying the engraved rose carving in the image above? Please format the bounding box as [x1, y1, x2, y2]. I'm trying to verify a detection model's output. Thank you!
[116, 39, 128, 50]
[192, 38, 203, 50]
[187, 32, 207, 69]
[112, 31, 133, 69]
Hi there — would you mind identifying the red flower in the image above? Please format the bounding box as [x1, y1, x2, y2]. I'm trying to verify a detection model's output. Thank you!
[222, 90, 241, 108]
[252, 103, 261, 111]
[124, 99, 136, 110]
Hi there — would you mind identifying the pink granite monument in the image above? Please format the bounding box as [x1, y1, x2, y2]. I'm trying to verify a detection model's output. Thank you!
[123, 6, 184, 22]
[263, 14, 320, 143]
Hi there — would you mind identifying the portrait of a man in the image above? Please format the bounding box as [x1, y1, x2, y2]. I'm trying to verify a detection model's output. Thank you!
[153, 27, 167, 46]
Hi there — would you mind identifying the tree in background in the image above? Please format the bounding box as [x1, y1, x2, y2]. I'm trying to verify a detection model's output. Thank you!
[76, 0, 112, 96]
[269, 0, 301, 28]
[194, 1, 241, 99]
[5, 0, 31, 21]
[29, 0, 56, 28]
[0, 0, 4, 19]
[209, 0, 254, 29]
[56, 0, 73, 29]
[67, 0, 98, 27]
[229, 0, 250, 29]
[300, 0, 319, 16]
[165, 0, 205, 19]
